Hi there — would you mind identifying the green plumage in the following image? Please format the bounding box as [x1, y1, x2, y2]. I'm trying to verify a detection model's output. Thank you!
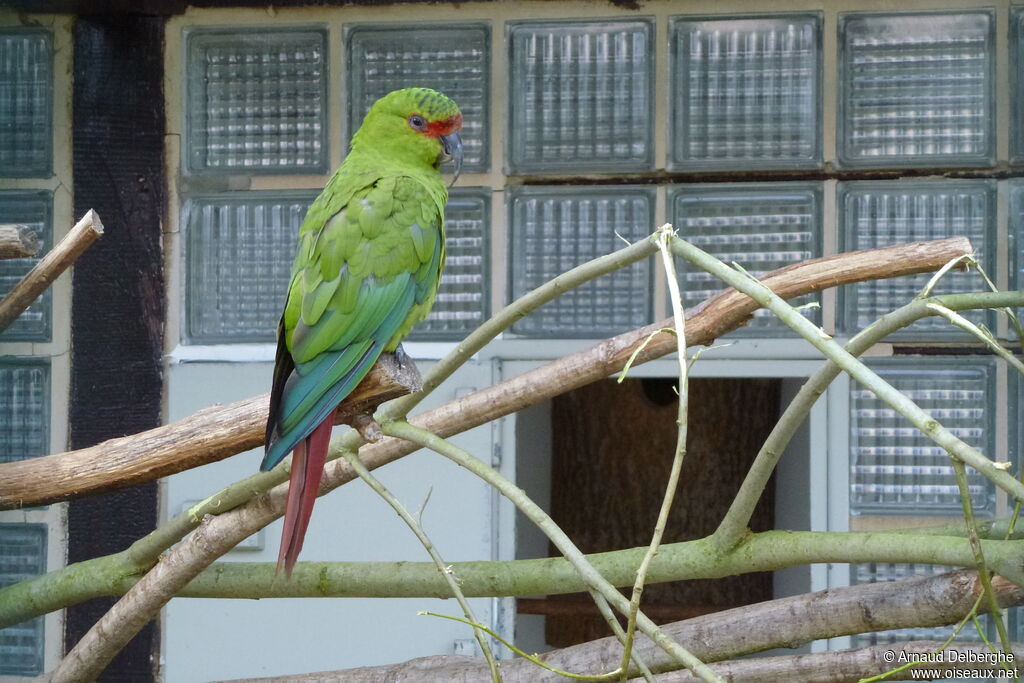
[262, 88, 460, 472]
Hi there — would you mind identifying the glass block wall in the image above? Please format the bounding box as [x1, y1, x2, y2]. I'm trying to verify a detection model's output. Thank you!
[670, 14, 821, 170]
[346, 24, 489, 173]
[849, 358, 995, 515]
[669, 183, 821, 334]
[0, 359, 49, 465]
[185, 27, 328, 174]
[838, 10, 995, 168]
[0, 190, 51, 341]
[409, 188, 490, 340]
[0, 524, 46, 676]
[839, 180, 995, 339]
[508, 187, 654, 337]
[0, 28, 51, 178]
[507, 18, 654, 173]
[185, 192, 315, 343]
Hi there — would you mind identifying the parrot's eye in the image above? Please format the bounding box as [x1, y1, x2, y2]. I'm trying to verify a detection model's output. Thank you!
[408, 115, 428, 132]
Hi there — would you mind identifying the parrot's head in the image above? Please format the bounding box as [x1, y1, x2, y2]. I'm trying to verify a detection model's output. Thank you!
[352, 87, 464, 186]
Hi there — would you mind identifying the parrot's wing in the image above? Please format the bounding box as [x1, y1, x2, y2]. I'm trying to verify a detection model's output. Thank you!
[261, 175, 445, 471]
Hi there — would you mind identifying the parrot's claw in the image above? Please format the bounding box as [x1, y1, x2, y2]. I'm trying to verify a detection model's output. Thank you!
[394, 344, 411, 371]
[352, 413, 384, 443]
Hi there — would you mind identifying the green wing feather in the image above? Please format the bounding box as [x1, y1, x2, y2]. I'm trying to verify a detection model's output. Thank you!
[262, 174, 446, 471]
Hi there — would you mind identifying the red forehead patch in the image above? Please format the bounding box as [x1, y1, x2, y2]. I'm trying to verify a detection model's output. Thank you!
[425, 114, 463, 138]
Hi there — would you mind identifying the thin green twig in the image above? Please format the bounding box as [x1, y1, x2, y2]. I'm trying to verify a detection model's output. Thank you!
[949, 457, 1014, 670]
[617, 327, 673, 383]
[714, 290, 1024, 552]
[342, 450, 501, 681]
[927, 303, 1024, 378]
[617, 226, 693, 676]
[383, 420, 724, 683]
[669, 236, 1024, 509]
[420, 611, 624, 681]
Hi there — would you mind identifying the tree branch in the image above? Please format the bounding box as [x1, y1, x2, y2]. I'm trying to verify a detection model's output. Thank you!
[109, 531, 1023, 603]
[669, 236, 1024, 505]
[713, 290, 1024, 552]
[0, 209, 102, 334]
[0, 351, 422, 508]
[210, 572, 1024, 682]
[0, 223, 40, 259]
[224, 642, 1024, 683]
[51, 515, 228, 682]
[0, 237, 979, 629]
[382, 420, 724, 683]
[646, 641, 1024, 683]
[49, 357, 422, 682]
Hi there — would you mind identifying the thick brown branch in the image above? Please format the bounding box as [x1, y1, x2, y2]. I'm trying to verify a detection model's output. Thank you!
[0, 209, 103, 333]
[0, 353, 421, 508]
[0, 236, 970, 509]
[649, 642, 1024, 683]
[0, 224, 40, 259]
[213, 571, 1023, 682]
[215, 642, 1024, 683]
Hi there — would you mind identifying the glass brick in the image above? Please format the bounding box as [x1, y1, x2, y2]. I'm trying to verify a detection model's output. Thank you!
[185, 27, 328, 174]
[1012, 10, 1024, 164]
[185, 191, 316, 343]
[1009, 180, 1024, 298]
[408, 188, 490, 341]
[850, 358, 996, 515]
[346, 24, 489, 174]
[507, 19, 654, 174]
[0, 358, 48, 464]
[1018, 369, 1024, 481]
[0, 28, 51, 178]
[838, 11, 995, 168]
[670, 183, 822, 335]
[0, 524, 46, 676]
[851, 561, 989, 652]
[839, 180, 995, 339]
[0, 191, 51, 341]
[670, 14, 821, 171]
[509, 187, 654, 337]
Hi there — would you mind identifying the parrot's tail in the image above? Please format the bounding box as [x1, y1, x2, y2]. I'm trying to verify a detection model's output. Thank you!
[278, 407, 338, 577]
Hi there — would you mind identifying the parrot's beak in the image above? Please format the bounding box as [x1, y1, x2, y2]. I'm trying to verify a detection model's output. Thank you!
[439, 130, 463, 187]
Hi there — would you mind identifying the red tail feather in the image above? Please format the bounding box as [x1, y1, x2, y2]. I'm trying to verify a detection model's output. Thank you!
[277, 408, 337, 577]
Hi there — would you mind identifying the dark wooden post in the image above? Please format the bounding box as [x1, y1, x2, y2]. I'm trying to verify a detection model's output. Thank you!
[67, 15, 167, 682]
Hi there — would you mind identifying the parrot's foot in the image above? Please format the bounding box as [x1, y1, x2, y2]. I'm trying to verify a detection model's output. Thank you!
[351, 413, 384, 443]
[394, 344, 411, 371]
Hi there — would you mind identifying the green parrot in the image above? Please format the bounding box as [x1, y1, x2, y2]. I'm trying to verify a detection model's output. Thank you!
[262, 88, 463, 575]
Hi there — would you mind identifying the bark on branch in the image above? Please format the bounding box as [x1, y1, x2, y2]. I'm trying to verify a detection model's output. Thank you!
[0, 224, 40, 259]
[218, 642, 1024, 683]
[643, 642, 1024, 683]
[0, 235, 973, 510]
[0, 352, 421, 508]
[213, 571, 1024, 682]
[0, 209, 103, 333]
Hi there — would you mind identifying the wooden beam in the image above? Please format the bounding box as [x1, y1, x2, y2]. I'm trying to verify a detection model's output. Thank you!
[0, 352, 421, 509]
